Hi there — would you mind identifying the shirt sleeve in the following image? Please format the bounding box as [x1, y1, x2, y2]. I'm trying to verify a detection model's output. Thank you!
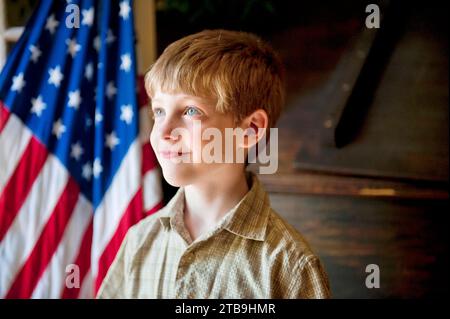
[287, 255, 331, 299]
[96, 229, 133, 299]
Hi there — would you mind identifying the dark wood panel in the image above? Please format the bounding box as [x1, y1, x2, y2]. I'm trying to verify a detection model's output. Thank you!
[256, 172, 448, 200]
[269, 193, 449, 298]
[291, 4, 448, 182]
[154, 0, 449, 299]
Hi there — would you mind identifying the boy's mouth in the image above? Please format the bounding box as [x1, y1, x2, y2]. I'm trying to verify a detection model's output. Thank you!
[159, 150, 191, 159]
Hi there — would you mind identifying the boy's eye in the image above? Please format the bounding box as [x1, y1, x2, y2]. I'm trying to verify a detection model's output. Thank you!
[152, 108, 164, 118]
[184, 106, 202, 117]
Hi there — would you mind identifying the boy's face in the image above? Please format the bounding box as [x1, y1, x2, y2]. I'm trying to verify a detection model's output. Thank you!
[150, 90, 242, 187]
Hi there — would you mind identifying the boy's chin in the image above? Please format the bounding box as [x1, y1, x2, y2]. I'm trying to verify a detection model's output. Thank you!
[160, 167, 194, 187]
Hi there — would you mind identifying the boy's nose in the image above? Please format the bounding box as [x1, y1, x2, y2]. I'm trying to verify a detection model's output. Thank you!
[160, 119, 180, 141]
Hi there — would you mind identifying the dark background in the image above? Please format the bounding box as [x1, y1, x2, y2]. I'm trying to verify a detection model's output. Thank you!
[155, 0, 449, 298]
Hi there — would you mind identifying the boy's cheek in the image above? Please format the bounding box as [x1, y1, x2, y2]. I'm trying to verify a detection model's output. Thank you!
[149, 129, 158, 151]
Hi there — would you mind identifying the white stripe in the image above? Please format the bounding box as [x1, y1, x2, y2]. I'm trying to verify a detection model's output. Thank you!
[91, 140, 141, 280]
[0, 154, 68, 297]
[30, 194, 92, 298]
[0, 114, 32, 191]
[79, 268, 94, 298]
[143, 168, 162, 212]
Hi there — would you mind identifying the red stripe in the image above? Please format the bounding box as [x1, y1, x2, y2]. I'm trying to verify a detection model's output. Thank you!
[137, 75, 149, 109]
[5, 178, 80, 299]
[0, 101, 10, 133]
[0, 136, 48, 242]
[61, 219, 93, 299]
[142, 142, 157, 174]
[94, 188, 144, 293]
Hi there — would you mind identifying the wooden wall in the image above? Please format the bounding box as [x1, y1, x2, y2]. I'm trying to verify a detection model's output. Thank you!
[155, 0, 449, 298]
[270, 192, 449, 298]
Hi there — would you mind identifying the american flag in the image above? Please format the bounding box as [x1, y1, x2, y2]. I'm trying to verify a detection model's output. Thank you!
[0, 0, 163, 298]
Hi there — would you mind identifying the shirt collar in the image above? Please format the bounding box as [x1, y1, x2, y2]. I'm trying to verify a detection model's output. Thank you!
[159, 171, 270, 242]
[158, 188, 184, 231]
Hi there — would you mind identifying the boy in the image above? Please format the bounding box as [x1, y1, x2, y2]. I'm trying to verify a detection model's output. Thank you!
[97, 29, 330, 298]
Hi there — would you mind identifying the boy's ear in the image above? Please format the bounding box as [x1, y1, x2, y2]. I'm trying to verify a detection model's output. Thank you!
[238, 109, 268, 149]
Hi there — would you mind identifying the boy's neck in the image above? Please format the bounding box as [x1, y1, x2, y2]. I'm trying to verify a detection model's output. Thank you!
[183, 168, 249, 241]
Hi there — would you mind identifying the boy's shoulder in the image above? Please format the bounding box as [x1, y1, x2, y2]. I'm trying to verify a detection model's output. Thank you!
[264, 207, 331, 298]
[264, 206, 318, 263]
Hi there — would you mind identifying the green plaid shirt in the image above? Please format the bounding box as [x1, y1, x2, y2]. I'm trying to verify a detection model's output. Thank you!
[97, 172, 331, 299]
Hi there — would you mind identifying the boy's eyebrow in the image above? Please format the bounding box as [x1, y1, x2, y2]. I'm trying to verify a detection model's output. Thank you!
[179, 95, 213, 106]
[152, 96, 207, 105]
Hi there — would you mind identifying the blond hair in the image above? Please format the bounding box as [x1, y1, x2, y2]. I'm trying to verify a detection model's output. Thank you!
[145, 29, 285, 127]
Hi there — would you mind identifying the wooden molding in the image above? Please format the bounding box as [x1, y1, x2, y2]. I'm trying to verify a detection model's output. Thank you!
[134, 0, 157, 74]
